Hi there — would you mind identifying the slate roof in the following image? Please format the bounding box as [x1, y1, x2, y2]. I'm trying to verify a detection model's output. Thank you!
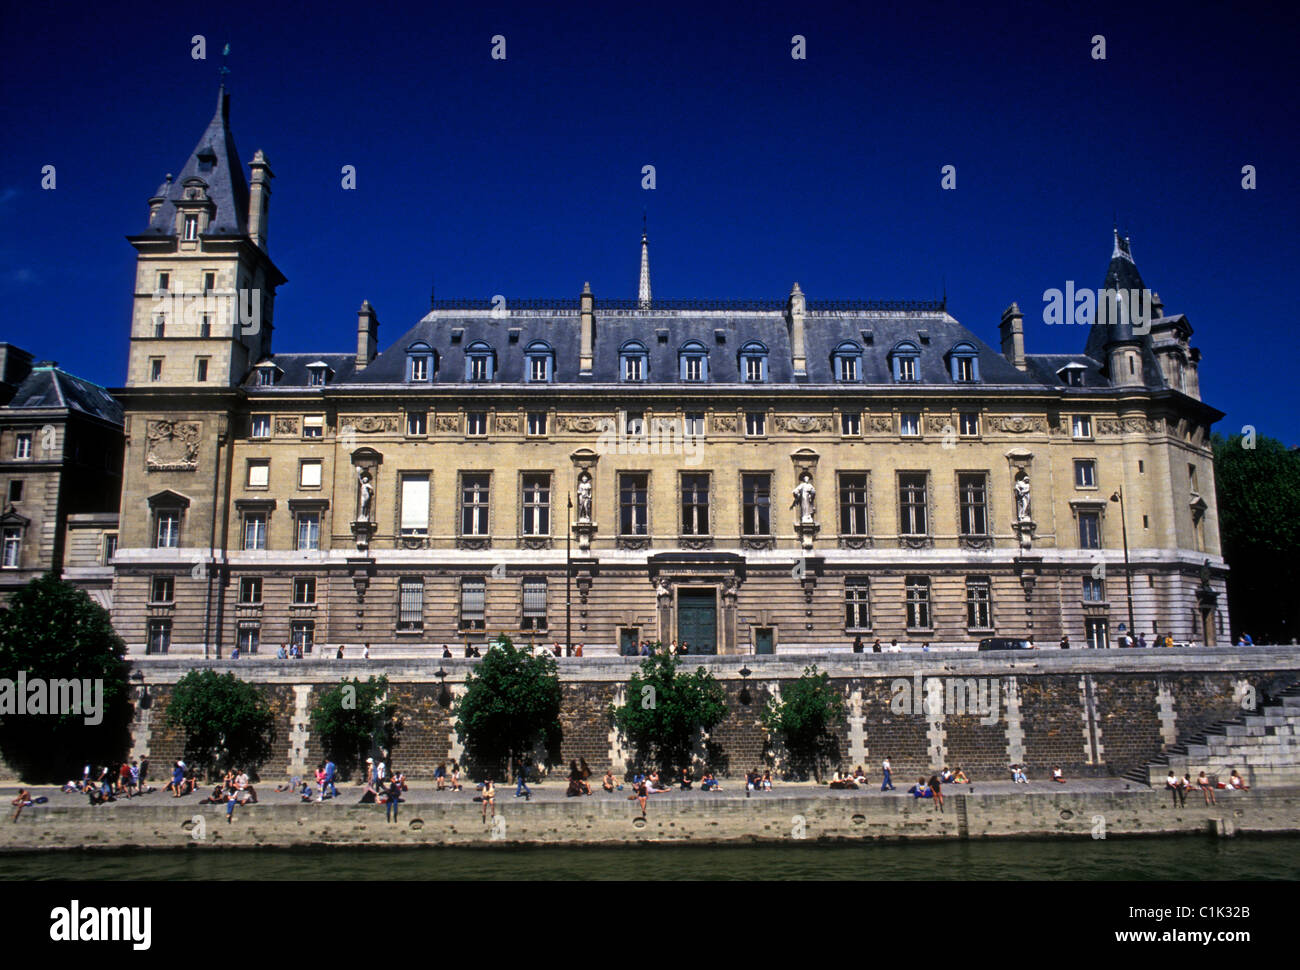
[3, 366, 124, 424]
[142, 87, 250, 237]
[243, 353, 359, 389]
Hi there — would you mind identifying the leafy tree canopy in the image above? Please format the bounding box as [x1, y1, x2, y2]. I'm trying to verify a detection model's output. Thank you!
[310, 675, 399, 779]
[760, 664, 844, 781]
[167, 669, 274, 779]
[611, 652, 727, 775]
[454, 636, 560, 779]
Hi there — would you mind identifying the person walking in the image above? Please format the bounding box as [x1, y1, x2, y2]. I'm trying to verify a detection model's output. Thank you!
[385, 778, 401, 823]
[880, 757, 895, 792]
[928, 773, 944, 813]
[514, 758, 532, 800]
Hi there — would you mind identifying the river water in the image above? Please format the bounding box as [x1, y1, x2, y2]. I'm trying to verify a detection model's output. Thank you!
[2, 835, 1296, 880]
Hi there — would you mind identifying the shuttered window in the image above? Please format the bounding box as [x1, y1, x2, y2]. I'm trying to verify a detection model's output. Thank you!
[522, 578, 547, 630]
[400, 474, 430, 534]
[460, 577, 486, 629]
[398, 577, 424, 631]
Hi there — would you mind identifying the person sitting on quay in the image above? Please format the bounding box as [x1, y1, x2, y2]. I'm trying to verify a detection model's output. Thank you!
[700, 771, 721, 791]
[435, 762, 448, 791]
[908, 778, 932, 798]
[1166, 771, 1184, 807]
[1197, 771, 1217, 805]
[852, 766, 870, 787]
[201, 784, 226, 804]
[566, 762, 587, 797]
[277, 643, 287, 660]
[680, 767, 693, 790]
[647, 770, 671, 794]
[1228, 770, 1250, 791]
[11, 788, 32, 822]
[602, 769, 617, 792]
[298, 780, 315, 802]
[940, 766, 955, 784]
[169, 761, 186, 798]
[953, 767, 970, 784]
[829, 768, 857, 790]
[1010, 764, 1028, 784]
[1051, 766, 1066, 784]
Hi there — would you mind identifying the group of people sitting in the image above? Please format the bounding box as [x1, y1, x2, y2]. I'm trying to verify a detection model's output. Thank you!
[200, 768, 259, 820]
[62, 761, 156, 804]
[1165, 769, 1249, 805]
[829, 766, 871, 788]
[745, 768, 773, 791]
[566, 759, 594, 796]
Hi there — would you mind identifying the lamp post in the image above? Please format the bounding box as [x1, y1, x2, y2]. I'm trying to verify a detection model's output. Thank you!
[1110, 488, 1136, 646]
[566, 493, 573, 656]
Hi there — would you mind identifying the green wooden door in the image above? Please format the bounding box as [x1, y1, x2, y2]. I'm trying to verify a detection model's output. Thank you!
[676, 588, 717, 655]
[754, 627, 774, 655]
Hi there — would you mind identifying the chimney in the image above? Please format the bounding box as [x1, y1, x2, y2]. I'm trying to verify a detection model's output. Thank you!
[579, 282, 594, 374]
[1150, 291, 1164, 319]
[248, 150, 273, 249]
[356, 301, 379, 370]
[788, 282, 807, 376]
[999, 302, 1026, 371]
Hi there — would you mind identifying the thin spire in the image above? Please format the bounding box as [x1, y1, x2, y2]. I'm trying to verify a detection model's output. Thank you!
[638, 212, 651, 309]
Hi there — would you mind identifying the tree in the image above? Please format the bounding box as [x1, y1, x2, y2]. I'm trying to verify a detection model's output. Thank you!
[760, 664, 844, 781]
[454, 636, 560, 780]
[1213, 432, 1300, 643]
[610, 652, 727, 775]
[0, 573, 131, 781]
[167, 670, 274, 779]
[310, 676, 400, 779]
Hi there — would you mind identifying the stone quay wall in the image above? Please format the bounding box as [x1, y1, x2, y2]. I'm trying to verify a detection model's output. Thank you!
[119, 648, 1300, 786]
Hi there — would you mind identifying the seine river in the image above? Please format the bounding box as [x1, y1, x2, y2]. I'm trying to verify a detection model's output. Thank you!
[2, 835, 1296, 880]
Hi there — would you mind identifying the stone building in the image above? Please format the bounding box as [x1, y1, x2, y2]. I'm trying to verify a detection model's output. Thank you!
[110, 88, 1229, 656]
[0, 347, 124, 606]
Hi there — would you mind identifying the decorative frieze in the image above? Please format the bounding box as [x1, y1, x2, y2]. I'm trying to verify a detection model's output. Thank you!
[145, 420, 201, 471]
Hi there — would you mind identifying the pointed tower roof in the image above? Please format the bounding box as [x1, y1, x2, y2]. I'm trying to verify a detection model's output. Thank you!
[145, 85, 250, 235]
[637, 214, 651, 309]
[1083, 227, 1150, 364]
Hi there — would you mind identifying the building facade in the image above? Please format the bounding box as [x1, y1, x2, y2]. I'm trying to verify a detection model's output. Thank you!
[110, 89, 1229, 656]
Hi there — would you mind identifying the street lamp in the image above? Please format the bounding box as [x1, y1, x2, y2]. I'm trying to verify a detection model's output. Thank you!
[1110, 488, 1136, 646]
[738, 665, 753, 706]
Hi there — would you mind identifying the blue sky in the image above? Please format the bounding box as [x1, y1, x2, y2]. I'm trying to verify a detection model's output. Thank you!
[2, 0, 1296, 443]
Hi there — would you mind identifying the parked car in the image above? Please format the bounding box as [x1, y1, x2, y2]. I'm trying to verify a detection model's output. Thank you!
[977, 637, 1034, 651]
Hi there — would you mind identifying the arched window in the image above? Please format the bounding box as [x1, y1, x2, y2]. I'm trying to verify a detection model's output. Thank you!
[739, 341, 768, 383]
[678, 341, 708, 382]
[620, 340, 648, 382]
[832, 341, 864, 383]
[465, 341, 496, 382]
[948, 342, 980, 383]
[524, 340, 555, 383]
[406, 341, 434, 382]
[890, 341, 920, 383]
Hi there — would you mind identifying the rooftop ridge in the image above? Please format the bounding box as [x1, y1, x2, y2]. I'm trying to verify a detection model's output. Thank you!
[428, 297, 947, 312]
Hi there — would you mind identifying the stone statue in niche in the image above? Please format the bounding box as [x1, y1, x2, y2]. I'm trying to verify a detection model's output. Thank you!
[791, 472, 817, 523]
[1014, 473, 1032, 523]
[576, 472, 593, 523]
[655, 579, 671, 600]
[357, 467, 374, 521]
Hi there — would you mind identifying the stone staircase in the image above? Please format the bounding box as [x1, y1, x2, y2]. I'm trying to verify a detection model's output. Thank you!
[1127, 682, 1300, 788]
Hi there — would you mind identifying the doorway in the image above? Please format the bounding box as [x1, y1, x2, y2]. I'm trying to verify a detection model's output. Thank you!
[676, 588, 718, 655]
[754, 627, 775, 655]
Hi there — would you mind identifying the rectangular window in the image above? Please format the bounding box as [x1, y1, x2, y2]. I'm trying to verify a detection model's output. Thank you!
[296, 512, 320, 551]
[255, 368, 276, 386]
[250, 414, 271, 438]
[239, 577, 262, 604]
[744, 357, 764, 382]
[154, 318, 166, 338]
[247, 460, 269, 489]
[966, 578, 992, 628]
[237, 622, 260, 655]
[1086, 618, 1109, 650]
[183, 216, 198, 241]
[149, 359, 162, 382]
[841, 412, 861, 436]
[958, 473, 988, 536]
[1083, 576, 1105, 602]
[14, 434, 31, 460]
[1074, 459, 1096, 488]
[469, 357, 489, 382]
[1072, 415, 1092, 439]
[299, 460, 322, 489]
[521, 578, 547, 630]
[906, 577, 931, 629]
[527, 412, 547, 436]
[745, 412, 766, 436]
[838, 356, 858, 382]
[466, 412, 488, 436]
[290, 620, 315, 654]
[1138, 460, 1145, 473]
[308, 368, 326, 387]
[243, 512, 267, 550]
[203, 271, 216, 293]
[521, 473, 550, 536]
[461, 473, 490, 536]
[845, 578, 871, 630]
[623, 356, 643, 382]
[898, 357, 916, 382]
[900, 412, 921, 436]
[530, 356, 549, 382]
[899, 473, 927, 535]
[839, 473, 869, 535]
[199, 315, 211, 338]
[303, 415, 324, 438]
[149, 576, 174, 604]
[681, 473, 710, 535]
[102, 534, 117, 564]
[625, 411, 644, 436]
[157, 271, 170, 291]
[293, 577, 316, 605]
[400, 474, 430, 535]
[147, 619, 171, 655]
[959, 411, 980, 436]
[195, 358, 208, 382]
[7, 481, 20, 503]
[684, 356, 703, 381]
[155, 510, 181, 548]
[398, 577, 424, 631]
[1078, 511, 1101, 549]
[684, 412, 705, 437]
[619, 473, 649, 536]
[410, 357, 429, 381]
[742, 473, 771, 536]
[460, 577, 486, 630]
[1188, 463, 1199, 492]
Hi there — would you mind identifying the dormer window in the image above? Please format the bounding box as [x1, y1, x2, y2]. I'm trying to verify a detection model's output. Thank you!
[524, 341, 554, 383]
[739, 342, 768, 383]
[406, 342, 433, 383]
[253, 363, 280, 387]
[465, 341, 496, 382]
[949, 343, 980, 382]
[306, 361, 332, 387]
[891, 341, 920, 383]
[183, 216, 198, 241]
[678, 341, 708, 382]
[1058, 364, 1086, 387]
[832, 341, 864, 383]
[620, 341, 648, 382]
